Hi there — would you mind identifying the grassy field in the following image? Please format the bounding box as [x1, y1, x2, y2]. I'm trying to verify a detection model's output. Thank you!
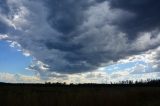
[0, 84, 160, 106]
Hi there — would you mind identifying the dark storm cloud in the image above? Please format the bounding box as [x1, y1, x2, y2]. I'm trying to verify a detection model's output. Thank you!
[110, 0, 160, 39]
[0, 21, 8, 34]
[34, 0, 120, 73]
[0, 0, 9, 34]
[24, 0, 160, 73]
[1, 0, 160, 75]
[0, 0, 9, 14]
[44, 0, 106, 34]
[44, 0, 89, 35]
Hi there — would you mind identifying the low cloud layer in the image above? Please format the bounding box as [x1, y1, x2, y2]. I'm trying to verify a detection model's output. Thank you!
[0, 0, 160, 78]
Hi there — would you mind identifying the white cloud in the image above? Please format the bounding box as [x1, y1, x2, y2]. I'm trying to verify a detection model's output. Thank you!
[131, 30, 160, 51]
[131, 64, 146, 74]
[0, 72, 41, 83]
[0, 34, 8, 40]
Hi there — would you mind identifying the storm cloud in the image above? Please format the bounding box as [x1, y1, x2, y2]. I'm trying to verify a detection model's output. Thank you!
[1, 0, 160, 76]
[110, 0, 160, 39]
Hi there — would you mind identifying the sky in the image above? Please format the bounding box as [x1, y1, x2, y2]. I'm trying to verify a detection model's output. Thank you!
[0, 0, 160, 83]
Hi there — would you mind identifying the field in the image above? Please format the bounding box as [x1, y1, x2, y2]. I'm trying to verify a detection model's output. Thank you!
[0, 83, 160, 106]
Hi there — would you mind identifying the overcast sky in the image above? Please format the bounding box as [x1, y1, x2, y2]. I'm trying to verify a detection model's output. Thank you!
[0, 0, 160, 83]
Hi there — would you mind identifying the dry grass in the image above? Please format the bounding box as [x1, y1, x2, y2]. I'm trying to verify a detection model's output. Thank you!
[0, 85, 160, 106]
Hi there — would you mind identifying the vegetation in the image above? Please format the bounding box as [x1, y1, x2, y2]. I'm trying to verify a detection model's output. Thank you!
[0, 79, 160, 106]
